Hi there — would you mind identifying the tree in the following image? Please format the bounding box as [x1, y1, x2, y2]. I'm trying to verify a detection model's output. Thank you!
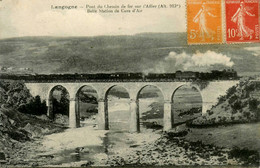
[249, 98, 260, 121]
[18, 95, 47, 115]
[249, 98, 258, 111]
[226, 86, 236, 98]
[231, 100, 242, 111]
[51, 86, 70, 116]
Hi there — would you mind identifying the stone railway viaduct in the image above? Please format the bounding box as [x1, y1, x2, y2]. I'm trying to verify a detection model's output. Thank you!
[25, 80, 239, 132]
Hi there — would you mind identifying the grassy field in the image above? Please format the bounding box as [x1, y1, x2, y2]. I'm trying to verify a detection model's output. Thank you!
[184, 122, 260, 152]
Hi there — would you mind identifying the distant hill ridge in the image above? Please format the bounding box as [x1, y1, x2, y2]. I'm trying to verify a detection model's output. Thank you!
[0, 32, 260, 75]
[0, 32, 186, 74]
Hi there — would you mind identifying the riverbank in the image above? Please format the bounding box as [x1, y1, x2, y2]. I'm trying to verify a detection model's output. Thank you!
[0, 107, 66, 166]
[9, 125, 260, 166]
[1, 107, 259, 167]
[104, 126, 259, 166]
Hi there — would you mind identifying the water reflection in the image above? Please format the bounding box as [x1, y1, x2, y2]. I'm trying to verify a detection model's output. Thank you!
[102, 133, 110, 154]
[51, 130, 117, 165]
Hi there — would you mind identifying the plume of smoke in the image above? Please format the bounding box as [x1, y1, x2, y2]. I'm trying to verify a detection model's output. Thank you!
[144, 50, 234, 74]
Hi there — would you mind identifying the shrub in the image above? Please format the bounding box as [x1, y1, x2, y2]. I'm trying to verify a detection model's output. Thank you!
[232, 109, 237, 114]
[226, 86, 236, 99]
[220, 116, 226, 122]
[229, 146, 259, 165]
[231, 101, 242, 111]
[210, 118, 216, 123]
[167, 130, 188, 137]
[217, 95, 226, 105]
[249, 99, 258, 111]
[243, 111, 251, 120]
[208, 110, 213, 116]
[244, 83, 255, 94]
[241, 101, 248, 108]
[52, 96, 69, 116]
[178, 107, 201, 117]
[18, 95, 47, 116]
[228, 95, 238, 105]
[0, 81, 32, 108]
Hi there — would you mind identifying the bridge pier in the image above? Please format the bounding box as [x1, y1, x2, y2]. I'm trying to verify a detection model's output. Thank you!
[163, 100, 172, 131]
[47, 99, 53, 119]
[69, 98, 77, 128]
[75, 98, 80, 128]
[97, 100, 107, 130]
[129, 99, 139, 133]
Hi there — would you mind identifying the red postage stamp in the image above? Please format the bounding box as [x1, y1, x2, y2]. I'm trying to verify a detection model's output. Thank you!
[225, 0, 259, 43]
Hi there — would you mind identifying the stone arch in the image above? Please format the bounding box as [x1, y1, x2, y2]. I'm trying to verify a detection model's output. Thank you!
[104, 85, 130, 99]
[48, 84, 70, 101]
[104, 85, 131, 131]
[171, 84, 203, 126]
[171, 84, 202, 102]
[75, 85, 99, 127]
[136, 84, 165, 100]
[136, 84, 165, 132]
[74, 84, 100, 99]
[48, 85, 70, 124]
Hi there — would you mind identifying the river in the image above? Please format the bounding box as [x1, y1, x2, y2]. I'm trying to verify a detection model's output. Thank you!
[33, 122, 160, 167]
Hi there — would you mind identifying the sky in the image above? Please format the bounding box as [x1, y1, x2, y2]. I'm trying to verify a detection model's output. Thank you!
[0, 0, 186, 39]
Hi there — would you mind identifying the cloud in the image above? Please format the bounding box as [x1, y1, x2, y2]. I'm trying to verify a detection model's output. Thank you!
[144, 50, 234, 73]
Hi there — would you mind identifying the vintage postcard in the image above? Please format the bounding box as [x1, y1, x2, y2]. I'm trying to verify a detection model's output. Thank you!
[0, 0, 259, 167]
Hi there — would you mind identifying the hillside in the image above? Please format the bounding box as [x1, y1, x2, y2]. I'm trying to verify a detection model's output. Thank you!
[191, 80, 260, 126]
[184, 122, 260, 152]
[0, 106, 65, 165]
[0, 33, 260, 75]
[0, 80, 65, 165]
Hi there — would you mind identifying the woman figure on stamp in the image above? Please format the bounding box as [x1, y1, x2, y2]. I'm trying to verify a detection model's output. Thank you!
[231, 1, 255, 40]
[193, 2, 217, 41]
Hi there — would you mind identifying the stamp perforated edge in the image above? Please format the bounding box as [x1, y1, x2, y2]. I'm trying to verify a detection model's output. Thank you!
[186, 0, 260, 45]
[224, 0, 260, 44]
[186, 0, 224, 45]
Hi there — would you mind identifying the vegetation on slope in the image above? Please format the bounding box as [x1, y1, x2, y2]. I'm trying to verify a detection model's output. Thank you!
[0, 81, 32, 108]
[0, 80, 64, 165]
[0, 81, 47, 115]
[190, 80, 260, 126]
